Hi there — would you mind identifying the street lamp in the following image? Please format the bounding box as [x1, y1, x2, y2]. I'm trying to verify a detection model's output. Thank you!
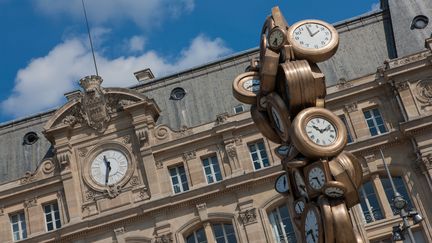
[379, 149, 423, 242]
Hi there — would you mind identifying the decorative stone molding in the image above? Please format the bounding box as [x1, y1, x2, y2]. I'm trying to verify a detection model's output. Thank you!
[78, 147, 88, 157]
[42, 160, 55, 174]
[384, 51, 430, 70]
[415, 79, 432, 105]
[20, 171, 35, 184]
[105, 185, 121, 198]
[129, 176, 140, 186]
[136, 129, 149, 146]
[114, 227, 125, 235]
[395, 82, 409, 92]
[363, 154, 376, 163]
[79, 75, 111, 133]
[155, 160, 163, 169]
[139, 188, 149, 200]
[225, 143, 237, 159]
[155, 126, 169, 140]
[182, 151, 196, 161]
[122, 135, 132, 144]
[56, 151, 71, 170]
[23, 198, 37, 208]
[176, 126, 193, 138]
[196, 203, 208, 221]
[0, 207, 4, 216]
[336, 78, 353, 89]
[85, 190, 96, 202]
[216, 113, 228, 125]
[343, 102, 358, 113]
[420, 154, 432, 170]
[238, 208, 257, 225]
[154, 233, 173, 243]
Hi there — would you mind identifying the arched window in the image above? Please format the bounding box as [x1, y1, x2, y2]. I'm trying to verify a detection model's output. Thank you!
[359, 180, 384, 223]
[268, 204, 297, 243]
[185, 223, 237, 243]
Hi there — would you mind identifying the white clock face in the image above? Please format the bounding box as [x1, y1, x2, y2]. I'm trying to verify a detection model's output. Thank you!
[305, 209, 320, 243]
[293, 23, 332, 49]
[308, 167, 326, 190]
[294, 171, 308, 198]
[269, 28, 285, 49]
[242, 79, 260, 94]
[275, 174, 290, 193]
[295, 200, 305, 215]
[91, 150, 128, 185]
[271, 107, 284, 133]
[324, 187, 344, 198]
[305, 117, 337, 146]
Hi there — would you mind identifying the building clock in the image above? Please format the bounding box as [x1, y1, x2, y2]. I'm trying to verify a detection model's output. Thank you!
[90, 150, 129, 185]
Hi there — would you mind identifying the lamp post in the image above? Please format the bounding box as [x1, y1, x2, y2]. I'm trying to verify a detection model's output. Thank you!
[379, 149, 423, 242]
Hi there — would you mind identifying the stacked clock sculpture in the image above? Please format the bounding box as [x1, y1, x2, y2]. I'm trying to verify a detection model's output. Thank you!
[233, 7, 364, 243]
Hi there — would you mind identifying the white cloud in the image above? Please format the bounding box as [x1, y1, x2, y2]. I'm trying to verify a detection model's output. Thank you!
[126, 36, 146, 52]
[1, 35, 231, 118]
[33, 0, 194, 29]
[371, 2, 381, 11]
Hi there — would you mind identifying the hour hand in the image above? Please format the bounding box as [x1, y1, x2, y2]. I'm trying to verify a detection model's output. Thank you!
[103, 156, 111, 185]
[306, 25, 313, 36]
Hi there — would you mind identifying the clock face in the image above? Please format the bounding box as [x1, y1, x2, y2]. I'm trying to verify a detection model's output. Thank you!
[305, 117, 337, 146]
[308, 167, 326, 190]
[294, 199, 305, 215]
[91, 150, 128, 185]
[305, 208, 320, 243]
[242, 78, 260, 94]
[294, 170, 308, 198]
[293, 23, 332, 50]
[269, 28, 285, 50]
[324, 187, 344, 198]
[275, 174, 290, 194]
[271, 107, 284, 133]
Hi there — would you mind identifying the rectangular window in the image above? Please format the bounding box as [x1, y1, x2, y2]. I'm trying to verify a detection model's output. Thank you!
[363, 108, 387, 136]
[169, 165, 189, 194]
[10, 212, 27, 241]
[44, 202, 61, 232]
[359, 181, 384, 223]
[248, 141, 269, 170]
[202, 156, 222, 184]
[339, 115, 353, 143]
[234, 105, 244, 114]
[268, 204, 297, 243]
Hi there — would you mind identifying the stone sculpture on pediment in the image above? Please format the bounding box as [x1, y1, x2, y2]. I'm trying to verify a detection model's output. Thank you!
[415, 79, 432, 105]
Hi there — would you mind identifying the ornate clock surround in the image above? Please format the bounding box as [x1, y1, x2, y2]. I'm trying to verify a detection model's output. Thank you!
[82, 141, 135, 193]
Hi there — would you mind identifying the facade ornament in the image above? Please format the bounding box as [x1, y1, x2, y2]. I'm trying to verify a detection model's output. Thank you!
[20, 171, 35, 185]
[415, 79, 432, 105]
[155, 126, 169, 140]
[216, 113, 229, 125]
[122, 135, 132, 144]
[23, 198, 37, 208]
[154, 233, 173, 243]
[85, 190, 96, 202]
[343, 102, 358, 113]
[238, 208, 257, 225]
[395, 81, 409, 92]
[196, 203, 208, 221]
[78, 147, 88, 157]
[42, 160, 55, 174]
[136, 129, 149, 146]
[114, 227, 125, 235]
[385, 52, 430, 69]
[105, 184, 121, 198]
[155, 160, 163, 169]
[129, 176, 140, 186]
[139, 188, 149, 200]
[225, 143, 237, 159]
[182, 151, 196, 161]
[62, 115, 79, 126]
[79, 75, 111, 133]
[177, 125, 193, 137]
[56, 151, 70, 170]
[82, 205, 91, 215]
[420, 154, 432, 170]
[336, 78, 352, 89]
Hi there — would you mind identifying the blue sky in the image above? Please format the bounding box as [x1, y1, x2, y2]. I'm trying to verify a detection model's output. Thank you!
[0, 0, 380, 123]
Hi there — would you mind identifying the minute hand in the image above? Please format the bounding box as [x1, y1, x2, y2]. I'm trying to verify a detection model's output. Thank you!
[311, 30, 320, 37]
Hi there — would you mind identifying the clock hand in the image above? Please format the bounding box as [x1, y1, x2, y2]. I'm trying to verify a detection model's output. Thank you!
[306, 25, 313, 37]
[312, 177, 322, 186]
[311, 30, 320, 37]
[103, 156, 112, 185]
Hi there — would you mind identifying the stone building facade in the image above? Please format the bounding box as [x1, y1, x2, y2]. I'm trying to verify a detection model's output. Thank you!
[1, 1, 432, 242]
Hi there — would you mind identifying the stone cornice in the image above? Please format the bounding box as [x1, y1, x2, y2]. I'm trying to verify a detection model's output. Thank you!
[19, 165, 282, 242]
[0, 175, 62, 202]
[346, 130, 406, 156]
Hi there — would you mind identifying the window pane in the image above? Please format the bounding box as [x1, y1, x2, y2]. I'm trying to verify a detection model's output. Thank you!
[381, 177, 413, 215]
[202, 158, 209, 166]
[213, 223, 223, 238]
[196, 227, 207, 243]
[47, 222, 53, 231]
[359, 181, 384, 223]
[364, 110, 371, 119]
[268, 205, 297, 243]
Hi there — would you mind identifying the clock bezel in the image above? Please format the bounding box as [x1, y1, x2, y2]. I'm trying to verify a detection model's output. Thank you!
[82, 143, 134, 192]
[250, 105, 282, 144]
[232, 71, 260, 104]
[287, 19, 339, 63]
[268, 27, 287, 51]
[303, 160, 332, 198]
[291, 107, 347, 159]
[274, 173, 290, 194]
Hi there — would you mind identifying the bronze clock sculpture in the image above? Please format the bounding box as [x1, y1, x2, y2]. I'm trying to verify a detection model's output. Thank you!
[232, 6, 364, 243]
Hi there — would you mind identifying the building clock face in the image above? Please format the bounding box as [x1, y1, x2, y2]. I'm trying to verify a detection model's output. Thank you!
[305, 117, 337, 146]
[91, 150, 128, 185]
